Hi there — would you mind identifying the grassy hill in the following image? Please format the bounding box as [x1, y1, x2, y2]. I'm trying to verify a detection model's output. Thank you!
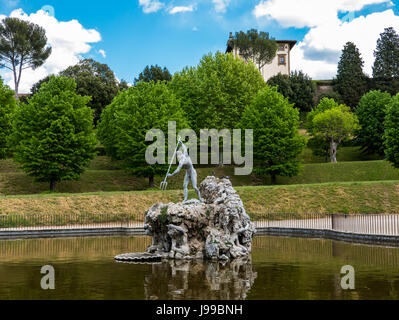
[1, 181, 398, 222]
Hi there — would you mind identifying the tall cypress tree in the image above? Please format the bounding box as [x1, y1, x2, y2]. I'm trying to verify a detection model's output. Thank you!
[334, 42, 367, 109]
[372, 27, 399, 95]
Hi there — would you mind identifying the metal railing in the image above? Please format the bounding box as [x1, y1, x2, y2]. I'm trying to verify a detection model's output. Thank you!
[0, 212, 142, 232]
[253, 213, 399, 236]
[1, 212, 399, 237]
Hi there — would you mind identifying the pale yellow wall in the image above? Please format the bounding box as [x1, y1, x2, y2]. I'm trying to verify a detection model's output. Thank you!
[232, 43, 291, 82]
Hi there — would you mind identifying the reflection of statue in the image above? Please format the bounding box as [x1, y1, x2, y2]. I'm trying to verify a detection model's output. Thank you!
[144, 258, 257, 300]
[167, 139, 203, 203]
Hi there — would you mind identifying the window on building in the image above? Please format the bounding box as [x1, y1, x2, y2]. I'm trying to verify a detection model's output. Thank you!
[279, 44, 285, 51]
[278, 55, 286, 65]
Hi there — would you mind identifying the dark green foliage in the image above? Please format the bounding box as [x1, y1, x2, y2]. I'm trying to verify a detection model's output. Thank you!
[135, 65, 172, 85]
[229, 29, 278, 71]
[334, 42, 368, 109]
[373, 27, 399, 95]
[268, 71, 316, 112]
[240, 86, 306, 184]
[0, 78, 16, 159]
[267, 73, 293, 99]
[0, 17, 51, 98]
[317, 91, 343, 105]
[169, 52, 265, 133]
[356, 90, 392, 155]
[384, 94, 399, 168]
[31, 75, 51, 95]
[118, 79, 130, 91]
[289, 71, 316, 112]
[60, 59, 119, 125]
[97, 81, 188, 187]
[10, 76, 97, 191]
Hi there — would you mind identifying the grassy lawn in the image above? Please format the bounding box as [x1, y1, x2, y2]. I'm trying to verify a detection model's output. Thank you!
[1, 181, 398, 226]
[1, 158, 398, 195]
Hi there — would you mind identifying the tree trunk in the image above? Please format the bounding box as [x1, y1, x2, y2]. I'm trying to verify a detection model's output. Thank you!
[271, 174, 277, 185]
[330, 140, 338, 163]
[149, 175, 154, 188]
[50, 179, 56, 192]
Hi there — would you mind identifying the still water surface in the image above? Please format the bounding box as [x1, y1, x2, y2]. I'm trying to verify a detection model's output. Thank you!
[0, 235, 399, 300]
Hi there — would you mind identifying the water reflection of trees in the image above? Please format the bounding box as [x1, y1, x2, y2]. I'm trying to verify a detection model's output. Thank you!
[143, 258, 257, 300]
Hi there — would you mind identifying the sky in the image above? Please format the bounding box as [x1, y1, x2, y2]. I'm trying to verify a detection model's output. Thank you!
[0, 0, 399, 93]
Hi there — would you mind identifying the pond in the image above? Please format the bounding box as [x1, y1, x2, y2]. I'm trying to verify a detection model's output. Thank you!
[0, 235, 398, 300]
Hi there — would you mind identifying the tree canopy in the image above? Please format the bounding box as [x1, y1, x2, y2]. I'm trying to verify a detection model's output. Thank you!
[97, 81, 188, 187]
[240, 86, 306, 184]
[308, 100, 360, 163]
[60, 59, 119, 125]
[335, 42, 368, 109]
[169, 52, 266, 133]
[228, 29, 278, 71]
[0, 17, 51, 99]
[267, 71, 315, 112]
[356, 90, 392, 156]
[384, 93, 399, 168]
[0, 78, 16, 159]
[134, 65, 172, 85]
[372, 27, 399, 95]
[10, 76, 97, 191]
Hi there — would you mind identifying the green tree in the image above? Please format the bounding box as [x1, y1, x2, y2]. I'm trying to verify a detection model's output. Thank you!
[335, 42, 368, 109]
[228, 29, 278, 71]
[0, 78, 16, 159]
[135, 65, 172, 85]
[30, 75, 51, 95]
[372, 27, 399, 95]
[306, 98, 345, 161]
[384, 94, 399, 168]
[98, 81, 188, 188]
[169, 52, 265, 133]
[309, 104, 360, 163]
[240, 86, 306, 184]
[289, 71, 316, 112]
[268, 71, 315, 112]
[10, 76, 96, 191]
[356, 90, 392, 156]
[316, 91, 343, 105]
[267, 73, 293, 100]
[0, 17, 51, 99]
[60, 59, 119, 125]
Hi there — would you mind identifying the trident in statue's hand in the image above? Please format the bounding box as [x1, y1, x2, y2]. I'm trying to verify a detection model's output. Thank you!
[160, 137, 182, 191]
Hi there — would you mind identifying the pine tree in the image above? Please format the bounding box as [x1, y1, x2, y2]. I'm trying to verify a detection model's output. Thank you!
[335, 42, 368, 109]
[372, 27, 399, 95]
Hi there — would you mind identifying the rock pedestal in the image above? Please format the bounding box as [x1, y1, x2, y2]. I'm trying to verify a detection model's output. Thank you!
[144, 176, 256, 261]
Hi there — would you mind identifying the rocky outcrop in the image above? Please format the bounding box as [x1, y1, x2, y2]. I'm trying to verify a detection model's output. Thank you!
[144, 176, 255, 261]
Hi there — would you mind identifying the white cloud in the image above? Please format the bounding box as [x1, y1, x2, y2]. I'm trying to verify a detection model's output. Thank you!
[139, 0, 165, 13]
[212, 0, 231, 13]
[291, 9, 399, 79]
[169, 5, 195, 14]
[254, 0, 390, 28]
[0, 9, 101, 93]
[253, 0, 399, 79]
[98, 49, 106, 58]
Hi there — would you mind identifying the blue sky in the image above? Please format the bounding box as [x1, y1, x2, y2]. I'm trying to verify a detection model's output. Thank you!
[1, 0, 399, 92]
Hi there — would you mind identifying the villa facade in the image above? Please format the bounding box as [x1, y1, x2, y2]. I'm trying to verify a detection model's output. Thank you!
[226, 33, 297, 82]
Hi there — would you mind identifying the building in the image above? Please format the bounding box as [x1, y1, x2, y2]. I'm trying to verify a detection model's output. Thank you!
[226, 33, 297, 82]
